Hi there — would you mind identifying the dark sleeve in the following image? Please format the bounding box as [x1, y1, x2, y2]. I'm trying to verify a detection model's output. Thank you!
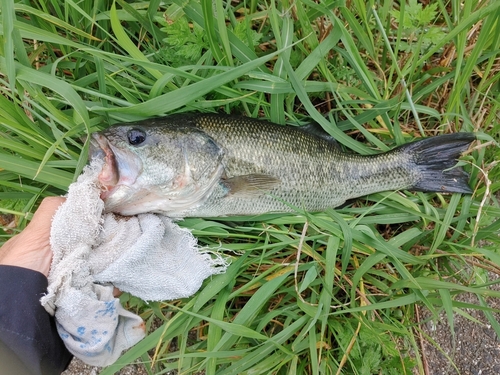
[0, 265, 73, 375]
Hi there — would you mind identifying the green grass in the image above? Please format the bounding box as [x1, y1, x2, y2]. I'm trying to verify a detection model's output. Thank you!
[1, 0, 499, 373]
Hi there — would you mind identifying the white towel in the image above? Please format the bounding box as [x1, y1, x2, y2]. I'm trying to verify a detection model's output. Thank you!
[41, 160, 227, 366]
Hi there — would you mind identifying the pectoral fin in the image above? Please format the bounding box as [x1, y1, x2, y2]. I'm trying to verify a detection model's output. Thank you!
[222, 174, 281, 197]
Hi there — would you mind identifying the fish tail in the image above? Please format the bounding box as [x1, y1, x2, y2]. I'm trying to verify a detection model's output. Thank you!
[401, 133, 476, 194]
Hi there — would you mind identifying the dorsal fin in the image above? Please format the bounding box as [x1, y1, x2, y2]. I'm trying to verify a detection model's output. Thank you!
[296, 123, 337, 145]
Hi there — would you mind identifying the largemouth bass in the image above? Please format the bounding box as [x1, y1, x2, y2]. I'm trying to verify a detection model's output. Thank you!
[89, 113, 475, 217]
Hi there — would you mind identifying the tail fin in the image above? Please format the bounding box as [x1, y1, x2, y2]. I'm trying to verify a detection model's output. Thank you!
[399, 133, 475, 194]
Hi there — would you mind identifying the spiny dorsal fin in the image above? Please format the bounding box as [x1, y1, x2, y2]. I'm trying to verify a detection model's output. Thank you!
[297, 123, 338, 145]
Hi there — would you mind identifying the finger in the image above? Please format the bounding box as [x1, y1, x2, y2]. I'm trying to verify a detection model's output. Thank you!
[0, 197, 65, 275]
[28, 197, 66, 232]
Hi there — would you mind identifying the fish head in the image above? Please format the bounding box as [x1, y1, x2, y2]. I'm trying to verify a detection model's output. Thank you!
[89, 122, 224, 216]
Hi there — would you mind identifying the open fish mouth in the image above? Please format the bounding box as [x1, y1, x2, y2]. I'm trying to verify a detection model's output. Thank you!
[89, 134, 119, 198]
[89, 132, 144, 206]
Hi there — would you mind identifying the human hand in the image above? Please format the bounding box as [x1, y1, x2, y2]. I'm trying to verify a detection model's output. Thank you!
[0, 197, 66, 277]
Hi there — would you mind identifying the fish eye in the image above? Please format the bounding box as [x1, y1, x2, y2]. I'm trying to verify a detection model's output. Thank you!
[127, 128, 146, 146]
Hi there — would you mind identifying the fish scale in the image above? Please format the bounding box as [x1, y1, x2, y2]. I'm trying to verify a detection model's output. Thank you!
[89, 113, 475, 217]
[190, 115, 414, 216]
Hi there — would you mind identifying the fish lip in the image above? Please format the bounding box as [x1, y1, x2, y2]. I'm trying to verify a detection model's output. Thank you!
[89, 133, 119, 197]
[89, 134, 105, 160]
